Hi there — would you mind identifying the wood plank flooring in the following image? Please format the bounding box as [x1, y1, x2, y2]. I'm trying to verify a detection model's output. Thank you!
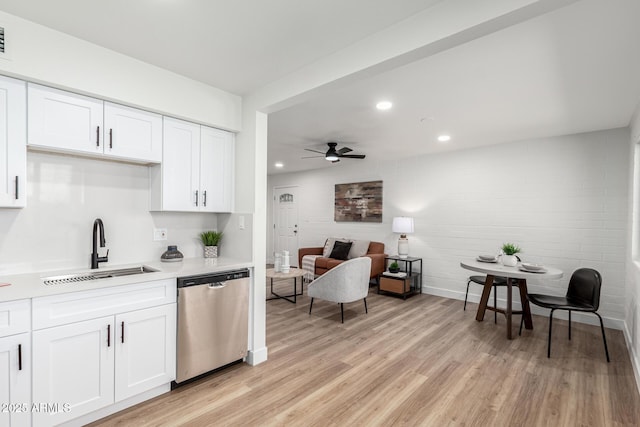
[90, 279, 640, 426]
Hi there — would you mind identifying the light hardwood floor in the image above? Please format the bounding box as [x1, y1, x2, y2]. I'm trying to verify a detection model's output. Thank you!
[91, 279, 640, 426]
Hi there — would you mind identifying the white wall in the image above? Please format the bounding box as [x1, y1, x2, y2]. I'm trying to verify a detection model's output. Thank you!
[0, 152, 222, 275]
[626, 107, 640, 388]
[268, 128, 630, 327]
[0, 11, 241, 131]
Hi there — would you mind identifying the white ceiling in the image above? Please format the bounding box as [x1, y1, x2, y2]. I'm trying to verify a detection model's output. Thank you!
[268, 0, 640, 174]
[0, 0, 442, 95]
[0, 1, 638, 177]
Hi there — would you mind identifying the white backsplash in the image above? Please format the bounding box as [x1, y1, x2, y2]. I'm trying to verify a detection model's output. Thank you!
[0, 151, 219, 275]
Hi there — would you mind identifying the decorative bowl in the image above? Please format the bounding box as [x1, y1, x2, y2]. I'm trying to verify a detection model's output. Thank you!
[521, 263, 544, 271]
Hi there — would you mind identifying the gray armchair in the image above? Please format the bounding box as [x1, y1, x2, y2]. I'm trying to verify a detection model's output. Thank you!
[308, 257, 371, 323]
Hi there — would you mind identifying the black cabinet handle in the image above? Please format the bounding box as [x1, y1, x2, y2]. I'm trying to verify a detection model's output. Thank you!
[109, 129, 113, 149]
[96, 126, 100, 147]
[107, 324, 111, 347]
[15, 176, 18, 200]
[203, 190, 207, 207]
[121, 321, 125, 344]
[195, 190, 199, 207]
[18, 344, 22, 371]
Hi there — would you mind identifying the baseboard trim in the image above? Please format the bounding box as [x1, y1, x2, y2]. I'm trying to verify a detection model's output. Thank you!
[422, 285, 625, 330]
[60, 384, 170, 427]
[247, 346, 268, 366]
[623, 324, 640, 396]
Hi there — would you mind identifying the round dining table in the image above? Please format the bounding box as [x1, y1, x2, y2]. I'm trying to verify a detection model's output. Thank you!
[460, 259, 563, 339]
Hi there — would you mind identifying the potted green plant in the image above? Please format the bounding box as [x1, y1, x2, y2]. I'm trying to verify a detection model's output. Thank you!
[388, 261, 400, 273]
[501, 243, 521, 267]
[200, 231, 223, 258]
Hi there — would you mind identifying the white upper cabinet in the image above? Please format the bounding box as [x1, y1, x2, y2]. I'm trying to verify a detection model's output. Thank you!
[155, 117, 201, 211]
[0, 76, 26, 208]
[103, 102, 162, 163]
[28, 83, 103, 155]
[201, 125, 234, 213]
[150, 117, 234, 212]
[28, 84, 161, 164]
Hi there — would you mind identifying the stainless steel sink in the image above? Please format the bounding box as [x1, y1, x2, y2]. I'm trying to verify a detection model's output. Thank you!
[43, 265, 159, 286]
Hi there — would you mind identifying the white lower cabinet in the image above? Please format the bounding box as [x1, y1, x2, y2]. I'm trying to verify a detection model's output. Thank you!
[0, 333, 31, 427]
[114, 305, 176, 401]
[32, 317, 114, 426]
[0, 299, 31, 427]
[31, 280, 177, 426]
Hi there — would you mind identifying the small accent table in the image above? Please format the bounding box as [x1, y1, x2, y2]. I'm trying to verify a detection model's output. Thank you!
[460, 260, 563, 339]
[378, 256, 423, 299]
[266, 267, 306, 304]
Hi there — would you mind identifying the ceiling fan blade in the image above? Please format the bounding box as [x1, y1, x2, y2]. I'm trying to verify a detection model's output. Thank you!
[339, 154, 366, 159]
[304, 148, 326, 154]
[332, 159, 340, 163]
[301, 155, 325, 159]
[337, 147, 352, 155]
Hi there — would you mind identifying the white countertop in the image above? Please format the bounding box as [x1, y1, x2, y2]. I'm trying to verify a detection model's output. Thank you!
[0, 257, 253, 302]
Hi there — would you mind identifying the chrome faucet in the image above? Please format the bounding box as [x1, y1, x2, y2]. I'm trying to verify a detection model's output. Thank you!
[91, 218, 109, 269]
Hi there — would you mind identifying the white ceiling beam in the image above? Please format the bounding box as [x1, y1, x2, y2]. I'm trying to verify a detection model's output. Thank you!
[248, 0, 580, 114]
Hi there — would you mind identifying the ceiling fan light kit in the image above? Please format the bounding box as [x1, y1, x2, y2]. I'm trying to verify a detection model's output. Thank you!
[303, 142, 366, 163]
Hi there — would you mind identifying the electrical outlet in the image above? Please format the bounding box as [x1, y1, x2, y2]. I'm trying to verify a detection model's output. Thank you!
[153, 228, 167, 241]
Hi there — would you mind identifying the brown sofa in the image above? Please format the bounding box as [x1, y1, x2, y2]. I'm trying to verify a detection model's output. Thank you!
[298, 241, 386, 279]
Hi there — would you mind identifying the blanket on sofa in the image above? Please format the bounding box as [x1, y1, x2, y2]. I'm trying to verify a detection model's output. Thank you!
[302, 254, 321, 283]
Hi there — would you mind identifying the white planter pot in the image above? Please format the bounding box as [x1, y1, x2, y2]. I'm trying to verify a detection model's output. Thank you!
[502, 254, 518, 267]
[204, 245, 218, 258]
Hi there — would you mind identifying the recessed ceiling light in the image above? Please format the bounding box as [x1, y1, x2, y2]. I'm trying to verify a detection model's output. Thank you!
[437, 134, 451, 143]
[275, 162, 284, 168]
[376, 101, 392, 110]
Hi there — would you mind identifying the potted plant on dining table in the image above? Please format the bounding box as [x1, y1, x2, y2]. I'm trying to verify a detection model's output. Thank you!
[501, 243, 521, 267]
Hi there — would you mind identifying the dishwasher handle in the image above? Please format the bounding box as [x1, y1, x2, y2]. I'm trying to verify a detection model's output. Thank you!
[208, 282, 227, 289]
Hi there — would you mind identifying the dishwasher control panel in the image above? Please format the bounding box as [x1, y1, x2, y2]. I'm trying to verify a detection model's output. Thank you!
[177, 269, 250, 288]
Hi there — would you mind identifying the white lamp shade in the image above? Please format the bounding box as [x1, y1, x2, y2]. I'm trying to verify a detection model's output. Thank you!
[392, 217, 414, 234]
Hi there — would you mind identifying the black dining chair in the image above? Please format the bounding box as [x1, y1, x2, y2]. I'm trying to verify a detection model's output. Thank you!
[521, 268, 609, 362]
[464, 275, 520, 323]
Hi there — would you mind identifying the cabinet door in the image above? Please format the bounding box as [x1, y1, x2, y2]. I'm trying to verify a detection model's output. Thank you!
[0, 333, 31, 427]
[161, 117, 201, 211]
[32, 316, 114, 426]
[200, 126, 234, 212]
[104, 102, 162, 163]
[115, 304, 176, 401]
[0, 76, 26, 208]
[27, 83, 103, 155]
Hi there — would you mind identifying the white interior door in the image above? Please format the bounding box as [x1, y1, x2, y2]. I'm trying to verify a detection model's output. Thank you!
[273, 186, 299, 267]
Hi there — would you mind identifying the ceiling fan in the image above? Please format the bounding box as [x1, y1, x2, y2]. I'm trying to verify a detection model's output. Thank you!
[302, 142, 366, 163]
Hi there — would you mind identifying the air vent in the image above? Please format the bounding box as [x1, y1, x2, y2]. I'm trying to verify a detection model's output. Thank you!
[0, 27, 4, 53]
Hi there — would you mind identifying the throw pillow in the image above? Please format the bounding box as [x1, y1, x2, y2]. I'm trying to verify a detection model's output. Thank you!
[322, 238, 336, 258]
[329, 240, 353, 260]
[322, 237, 349, 258]
[348, 239, 371, 259]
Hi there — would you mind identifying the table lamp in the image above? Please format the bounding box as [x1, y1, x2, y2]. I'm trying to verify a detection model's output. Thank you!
[392, 217, 414, 258]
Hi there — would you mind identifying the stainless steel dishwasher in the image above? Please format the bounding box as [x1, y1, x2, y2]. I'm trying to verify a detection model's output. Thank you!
[175, 269, 250, 384]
